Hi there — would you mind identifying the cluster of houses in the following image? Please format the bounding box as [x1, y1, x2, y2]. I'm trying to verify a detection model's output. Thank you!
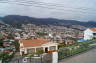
[13, 24, 85, 45]
[18, 27, 96, 56]
[0, 22, 96, 63]
[0, 39, 16, 56]
[17, 27, 96, 63]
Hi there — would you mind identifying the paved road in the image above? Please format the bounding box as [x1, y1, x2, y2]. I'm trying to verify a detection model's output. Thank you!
[59, 48, 96, 63]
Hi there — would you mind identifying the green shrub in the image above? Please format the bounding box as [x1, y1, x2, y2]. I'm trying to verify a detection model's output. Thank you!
[26, 54, 34, 57]
[36, 50, 44, 55]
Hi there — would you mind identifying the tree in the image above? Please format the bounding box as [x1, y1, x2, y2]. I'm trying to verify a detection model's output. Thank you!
[13, 40, 20, 51]
[7, 33, 14, 39]
[0, 39, 3, 46]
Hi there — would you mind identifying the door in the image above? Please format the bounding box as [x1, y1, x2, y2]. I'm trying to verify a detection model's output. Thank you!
[45, 47, 48, 53]
[22, 51, 24, 55]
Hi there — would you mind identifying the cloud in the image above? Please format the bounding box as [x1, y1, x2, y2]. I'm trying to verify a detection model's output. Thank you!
[0, 0, 96, 21]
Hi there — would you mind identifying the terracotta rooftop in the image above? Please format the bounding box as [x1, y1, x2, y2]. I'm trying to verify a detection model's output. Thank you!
[90, 28, 96, 32]
[20, 38, 50, 48]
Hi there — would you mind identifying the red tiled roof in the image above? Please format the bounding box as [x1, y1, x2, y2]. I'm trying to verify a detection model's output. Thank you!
[90, 28, 96, 32]
[20, 38, 50, 48]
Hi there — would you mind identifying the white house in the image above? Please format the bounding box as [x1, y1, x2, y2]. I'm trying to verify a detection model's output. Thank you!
[19, 38, 58, 55]
[84, 28, 96, 40]
[19, 38, 58, 63]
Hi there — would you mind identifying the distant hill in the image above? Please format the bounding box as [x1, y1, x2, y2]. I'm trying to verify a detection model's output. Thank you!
[0, 17, 5, 25]
[0, 15, 96, 28]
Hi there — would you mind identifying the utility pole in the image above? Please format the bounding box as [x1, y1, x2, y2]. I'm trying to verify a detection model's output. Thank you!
[30, 57, 31, 63]
[17, 59, 19, 63]
[41, 54, 42, 63]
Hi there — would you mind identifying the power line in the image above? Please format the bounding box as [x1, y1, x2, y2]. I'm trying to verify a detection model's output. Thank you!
[0, 0, 96, 11]
[0, 1, 96, 15]
[19, 0, 96, 11]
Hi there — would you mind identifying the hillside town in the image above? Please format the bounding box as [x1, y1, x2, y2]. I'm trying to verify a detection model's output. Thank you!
[17, 24, 84, 43]
[0, 0, 96, 63]
[0, 22, 96, 63]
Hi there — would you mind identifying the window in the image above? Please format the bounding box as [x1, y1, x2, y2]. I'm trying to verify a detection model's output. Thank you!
[93, 33, 96, 35]
[49, 46, 56, 50]
[45, 47, 48, 53]
[27, 48, 35, 54]
[36, 47, 43, 51]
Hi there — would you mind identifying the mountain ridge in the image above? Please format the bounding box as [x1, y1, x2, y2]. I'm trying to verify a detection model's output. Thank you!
[0, 15, 96, 28]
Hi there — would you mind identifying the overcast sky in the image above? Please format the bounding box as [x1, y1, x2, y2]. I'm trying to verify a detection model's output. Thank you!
[0, 0, 96, 21]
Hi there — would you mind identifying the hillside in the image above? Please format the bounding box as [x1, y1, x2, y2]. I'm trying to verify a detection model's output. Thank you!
[0, 15, 96, 28]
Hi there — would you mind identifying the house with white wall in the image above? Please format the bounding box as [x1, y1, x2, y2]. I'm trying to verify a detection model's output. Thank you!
[19, 38, 58, 63]
[84, 28, 96, 40]
[19, 38, 58, 55]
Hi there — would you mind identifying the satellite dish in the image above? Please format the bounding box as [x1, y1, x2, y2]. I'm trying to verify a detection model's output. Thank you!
[23, 58, 27, 63]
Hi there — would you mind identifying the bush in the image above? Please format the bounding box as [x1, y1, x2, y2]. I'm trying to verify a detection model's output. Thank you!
[36, 50, 44, 55]
[26, 54, 34, 57]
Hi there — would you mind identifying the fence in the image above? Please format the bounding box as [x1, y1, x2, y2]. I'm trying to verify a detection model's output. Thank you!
[58, 41, 96, 60]
[3, 53, 52, 63]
